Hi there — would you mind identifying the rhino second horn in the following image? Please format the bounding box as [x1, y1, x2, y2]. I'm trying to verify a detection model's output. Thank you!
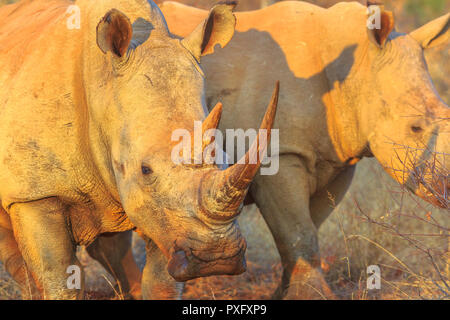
[199, 81, 280, 222]
[202, 102, 223, 147]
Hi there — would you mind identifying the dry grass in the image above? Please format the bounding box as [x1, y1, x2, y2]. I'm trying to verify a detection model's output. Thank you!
[183, 262, 282, 300]
[320, 158, 448, 300]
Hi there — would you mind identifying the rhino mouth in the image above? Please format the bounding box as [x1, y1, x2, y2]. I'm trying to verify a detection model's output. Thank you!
[167, 241, 247, 282]
[189, 246, 244, 263]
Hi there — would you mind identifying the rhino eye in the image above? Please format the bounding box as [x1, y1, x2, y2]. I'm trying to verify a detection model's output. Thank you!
[141, 165, 153, 175]
[411, 125, 423, 134]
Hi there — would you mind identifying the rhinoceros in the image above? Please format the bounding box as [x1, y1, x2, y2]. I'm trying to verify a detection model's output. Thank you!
[149, 1, 449, 299]
[0, 0, 279, 299]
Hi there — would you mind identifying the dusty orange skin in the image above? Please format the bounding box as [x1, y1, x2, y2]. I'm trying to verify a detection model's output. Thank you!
[151, 1, 449, 299]
[0, 0, 279, 299]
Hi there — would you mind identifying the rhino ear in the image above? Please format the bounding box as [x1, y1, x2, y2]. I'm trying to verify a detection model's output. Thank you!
[97, 9, 133, 57]
[367, 5, 395, 48]
[410, 13, 449, 49]
[181, 1, 237, 62]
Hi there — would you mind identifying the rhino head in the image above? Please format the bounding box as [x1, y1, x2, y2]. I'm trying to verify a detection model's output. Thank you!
[364, 9, 449, 207]
[92, 1, 278, 281]
[328, 5, 449, 208]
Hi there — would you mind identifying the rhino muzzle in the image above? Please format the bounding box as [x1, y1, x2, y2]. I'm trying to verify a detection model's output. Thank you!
[167, 237, 247, 282]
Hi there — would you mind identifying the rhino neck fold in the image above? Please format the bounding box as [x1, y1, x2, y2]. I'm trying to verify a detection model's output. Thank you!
[321, 66, 372, 164]
[318, 5, 374, 164]
[78, 0, 131, 206]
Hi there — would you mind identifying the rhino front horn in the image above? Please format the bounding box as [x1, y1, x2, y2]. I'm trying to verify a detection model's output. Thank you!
[200, 81, 279, 222]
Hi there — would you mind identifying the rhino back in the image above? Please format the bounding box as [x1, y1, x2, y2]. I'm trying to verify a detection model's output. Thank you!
[0, 1, 114, 215]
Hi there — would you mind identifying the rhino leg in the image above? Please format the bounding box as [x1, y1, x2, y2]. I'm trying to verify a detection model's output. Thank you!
[141, 238, 184, 300]
[0, 208, 39, 299]
[251, 155, 335, 300]
[310, 165, 356, 228]
[8, 198, 83, 299]
[86, 230, 142, 299]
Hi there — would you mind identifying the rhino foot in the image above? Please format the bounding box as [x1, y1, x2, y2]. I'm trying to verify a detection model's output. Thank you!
[277, 258, 337, 300]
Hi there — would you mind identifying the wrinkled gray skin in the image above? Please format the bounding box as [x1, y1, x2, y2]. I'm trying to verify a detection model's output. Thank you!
[0, 0, 281, 299]
[92, 1, 449, 299]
